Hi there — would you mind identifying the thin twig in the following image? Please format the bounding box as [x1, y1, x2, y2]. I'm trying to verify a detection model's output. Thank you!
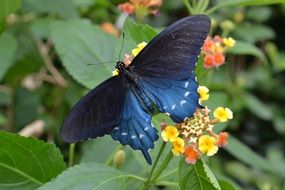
[36, 40, 67, 87]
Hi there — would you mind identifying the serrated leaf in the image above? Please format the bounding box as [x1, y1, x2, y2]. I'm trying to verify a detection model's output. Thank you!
[0, 131, 66, 190]
[0, 0, 21, 30]
[38, 163, 129, 190]
[0, 32, 17, 81]
[50, 19, 117, 89]
[179, 159, 220, 190]
[227, 41, 267, 64]
[21, 0, 78, 19]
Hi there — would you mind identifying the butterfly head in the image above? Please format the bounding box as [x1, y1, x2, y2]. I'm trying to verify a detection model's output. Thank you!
[115, 61, 126, 73]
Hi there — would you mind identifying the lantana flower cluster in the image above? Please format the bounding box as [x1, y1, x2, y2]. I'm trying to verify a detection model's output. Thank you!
[202, 35, 236, 69]
[161, 86, 233, 164]
[118, 0, 162, 18]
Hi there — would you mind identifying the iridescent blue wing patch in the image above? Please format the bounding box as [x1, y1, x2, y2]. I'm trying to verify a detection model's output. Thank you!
[110, 91, 158, 164]
[139, 74, 200, 123]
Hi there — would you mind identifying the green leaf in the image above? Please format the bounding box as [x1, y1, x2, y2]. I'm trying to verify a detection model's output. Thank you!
[0, 0, 21, 30]
[179, 159, 221, 190]
[207, 0, 285, 13]
[38, 163, 133, 190]
[219, 180, 236, 190]
[0, 32, 17, 81]
[242, 93, 273, 120]
[80, 136, 120, 164]
[50, 19, 117, 89]
[218, 0, 285, 6]
[14, 87, 40, 128]
[195, 56, 206, 80]
[265, 42, 285, 72]
[227, 41, 267, 64]
[124, 18, 158, 44]
[233, 24, 275, 43]
[225, 136, 271, 172]
[0, 131, 66, 190]
[29, 18, 56, 40]
[21, 0, 78, 19]
[115, 18, 158, 61]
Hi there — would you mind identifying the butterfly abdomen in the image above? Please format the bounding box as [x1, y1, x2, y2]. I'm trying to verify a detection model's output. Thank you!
[131, 83, 157, 115]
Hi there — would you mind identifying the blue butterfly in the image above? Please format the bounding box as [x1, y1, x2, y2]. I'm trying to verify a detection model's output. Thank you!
[60, 15, 211, 164]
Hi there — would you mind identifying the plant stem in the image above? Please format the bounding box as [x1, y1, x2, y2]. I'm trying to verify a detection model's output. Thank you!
[197, 0, 210, 13]
[143, 142, 166, 190]
[150, 151, 173, 183]
[182, 0, 194, 15]
[68, 143, 76, 167]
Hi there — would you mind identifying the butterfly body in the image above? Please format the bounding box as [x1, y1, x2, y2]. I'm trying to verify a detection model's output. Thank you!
[61, 15, 211, 164]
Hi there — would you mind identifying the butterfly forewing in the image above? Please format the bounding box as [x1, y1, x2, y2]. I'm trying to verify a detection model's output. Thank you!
[130, 15, 211, 79]
[61, 77, 127, 143]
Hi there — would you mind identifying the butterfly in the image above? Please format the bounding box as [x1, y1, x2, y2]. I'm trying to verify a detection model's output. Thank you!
[60, 14, 211, 165]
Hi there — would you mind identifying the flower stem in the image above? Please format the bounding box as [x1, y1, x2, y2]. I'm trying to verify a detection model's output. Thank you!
[143, 142, 166, 190]
[182, 0, 194, 15]
[68, 143, 76, 167]
[150, 151, 173, 183]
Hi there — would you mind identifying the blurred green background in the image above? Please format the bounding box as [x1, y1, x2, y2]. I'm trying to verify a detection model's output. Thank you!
[0, 0, 285, 190]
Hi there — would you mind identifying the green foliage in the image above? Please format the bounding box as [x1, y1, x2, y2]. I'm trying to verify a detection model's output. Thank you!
[227, 41, 267, 64]
[0, 32, 17, 81]
[179, 159, 221, 190]
[0, 131, 66, 189]
[50, 19, 117, 89]
[0, 0, 21, 31]
[0, 0, 284, 189]
[21, 0, 78, 19]
[38, 163, 129, 190]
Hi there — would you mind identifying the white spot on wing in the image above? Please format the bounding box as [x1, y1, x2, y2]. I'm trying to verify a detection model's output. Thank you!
[114, 127, 119, 130]
[121, 132, 127, 136]
[139, 134, 144, 139]
[171, 104, 176, 110]
[184, 91, 190, 97]
[184, 81, 189, 88]
[166, 112, 170, 116]
[144, 127, 149, 131]
[180, 100, 187, 106]
[131, 135, 136, 139]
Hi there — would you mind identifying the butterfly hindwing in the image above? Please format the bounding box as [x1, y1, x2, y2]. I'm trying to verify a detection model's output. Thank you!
[129, 14, 211, 79]
[61, 77, 127, 143]
[110, 91, 158, 164]
[139, 75, 200, 123]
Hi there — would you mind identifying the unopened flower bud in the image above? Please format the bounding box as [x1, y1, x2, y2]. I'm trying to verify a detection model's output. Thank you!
[113, 150, 125, 167]
[220, 20, 235, 31]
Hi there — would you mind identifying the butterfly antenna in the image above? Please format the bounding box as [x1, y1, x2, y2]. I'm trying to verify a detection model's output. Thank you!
[86, 61, 114, 66]
[118, 32, 125, 61]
